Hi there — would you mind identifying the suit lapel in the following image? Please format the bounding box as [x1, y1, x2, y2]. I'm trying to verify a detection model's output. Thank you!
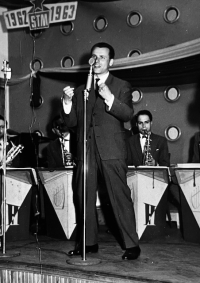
[149, 133, 157, 154]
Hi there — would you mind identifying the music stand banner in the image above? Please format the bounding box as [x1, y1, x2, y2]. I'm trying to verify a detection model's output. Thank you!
[175, 165, 200, 243]
[1, 168, 35, 240]
[39, 169, 76, 239]
[127, 166, 169, 240]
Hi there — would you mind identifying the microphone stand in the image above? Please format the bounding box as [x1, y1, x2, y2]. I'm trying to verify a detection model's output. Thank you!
[0, 61, 20, 257]
[82, 63, 93, 262]
[67, 59, 101, 266]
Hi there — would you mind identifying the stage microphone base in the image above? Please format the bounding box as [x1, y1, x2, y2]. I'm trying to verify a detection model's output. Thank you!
[67, 256, 101, 266]
[0, 250, 20, 258]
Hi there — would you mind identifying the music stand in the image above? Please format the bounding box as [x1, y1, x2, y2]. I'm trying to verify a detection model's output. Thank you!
[38, 167, 76, 240]
[175, 164, 200, 243]
[127, 166, 170, 240]
[0, 61, 20, 257]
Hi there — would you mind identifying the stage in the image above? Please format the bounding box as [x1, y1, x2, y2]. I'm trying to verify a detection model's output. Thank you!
[0, 224, 199, 283]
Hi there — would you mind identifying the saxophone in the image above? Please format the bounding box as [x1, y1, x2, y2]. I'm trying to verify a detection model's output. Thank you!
[143, 131, 154, 165]
[61, 136, 74, 167]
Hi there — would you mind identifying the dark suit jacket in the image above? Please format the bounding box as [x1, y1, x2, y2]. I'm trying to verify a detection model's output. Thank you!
[192, 132, 200, 162]
[126, 132, 170, 166]
[46, 138, 64, 168]
[61, 73, 133, 161]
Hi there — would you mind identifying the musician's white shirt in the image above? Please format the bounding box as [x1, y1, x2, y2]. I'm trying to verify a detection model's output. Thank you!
[140, 134, 146, 152]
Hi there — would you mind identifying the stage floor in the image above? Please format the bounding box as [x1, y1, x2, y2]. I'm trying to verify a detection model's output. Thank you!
[0, 224, 199, 283]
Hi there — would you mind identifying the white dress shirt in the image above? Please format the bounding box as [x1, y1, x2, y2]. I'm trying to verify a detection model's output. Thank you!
[140, 133, 147, 152]
[63, 72, 114, 113]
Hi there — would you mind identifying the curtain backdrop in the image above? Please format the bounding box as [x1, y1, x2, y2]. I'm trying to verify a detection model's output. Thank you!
[38, 38, 200, 86]
[1, 37, 200, 87]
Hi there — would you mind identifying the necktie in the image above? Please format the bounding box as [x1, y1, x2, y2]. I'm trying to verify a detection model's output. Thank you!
[95, 78, 100, 90]
[95, 78, 100, 101]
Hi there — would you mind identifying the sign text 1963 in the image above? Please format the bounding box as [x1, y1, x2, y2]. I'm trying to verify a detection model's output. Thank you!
[3, 2, 78, 30]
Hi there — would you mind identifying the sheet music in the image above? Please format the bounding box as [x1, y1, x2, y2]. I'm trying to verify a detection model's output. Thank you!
[176, 163, 200, 168]
[4, 167, 38, 185]
[137, 166, 168, 169]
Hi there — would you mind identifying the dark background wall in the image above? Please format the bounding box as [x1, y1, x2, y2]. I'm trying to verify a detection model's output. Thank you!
[4, 0, 200, 164]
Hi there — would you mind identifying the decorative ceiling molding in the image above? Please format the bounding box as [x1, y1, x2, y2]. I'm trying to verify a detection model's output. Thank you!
[0, 0, 118, 9]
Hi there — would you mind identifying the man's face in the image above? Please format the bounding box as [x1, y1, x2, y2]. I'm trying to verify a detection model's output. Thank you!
[0, 119, 5, 138]
[92, 47, 113, 75]
[136, 114, 152, 135]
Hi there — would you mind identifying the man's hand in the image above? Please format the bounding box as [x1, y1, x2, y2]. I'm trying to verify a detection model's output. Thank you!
[146, 158, 156, 166]
[98, 83, 113, 102]
[62, 86, 74, 105]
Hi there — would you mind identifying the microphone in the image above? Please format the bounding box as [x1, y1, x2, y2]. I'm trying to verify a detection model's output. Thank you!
[88, 56, 96, 66]
[86, 57, 96, 91]
[1, 60, 11, 80]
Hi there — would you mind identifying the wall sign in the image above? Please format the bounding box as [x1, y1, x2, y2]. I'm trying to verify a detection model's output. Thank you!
[3, 1, 78, 30]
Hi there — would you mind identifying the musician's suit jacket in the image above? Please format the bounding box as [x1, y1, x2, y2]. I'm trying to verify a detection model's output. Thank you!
[126, 132, 170, 166]
[192, 132, 200, 162]
[46, 138, 64, 168]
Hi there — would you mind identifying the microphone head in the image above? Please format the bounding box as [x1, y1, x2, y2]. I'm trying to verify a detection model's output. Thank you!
[88, 56, 96, 66]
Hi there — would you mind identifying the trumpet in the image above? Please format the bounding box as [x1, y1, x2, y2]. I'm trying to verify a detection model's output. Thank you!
[6, 141, 24, 165]
[0, 140, 24, 167]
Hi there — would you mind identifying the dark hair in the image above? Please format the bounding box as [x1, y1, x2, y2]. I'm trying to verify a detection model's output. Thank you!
[135, 110, 153, 122]
[91, 42, 115, 59]
[52, 115, 63, 128]
[0, 115, 7, 125]
[52, 115, 69, 132]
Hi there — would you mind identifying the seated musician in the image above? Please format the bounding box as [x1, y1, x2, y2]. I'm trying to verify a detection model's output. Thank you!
[0, 115, 21, 168]
[126, 110, 182, 226]
[192, 132, 200, 163]
[126, 110, 170, 167]
[46, 115, 75, 168]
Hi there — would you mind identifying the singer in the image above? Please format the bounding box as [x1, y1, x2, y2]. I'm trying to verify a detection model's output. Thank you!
[61, 42, 140, 260]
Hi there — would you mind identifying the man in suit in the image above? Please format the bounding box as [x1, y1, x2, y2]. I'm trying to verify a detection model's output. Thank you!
[192, 132, 200, 162]
[127, 110, 170, 167]
[61, 42, 140, 260]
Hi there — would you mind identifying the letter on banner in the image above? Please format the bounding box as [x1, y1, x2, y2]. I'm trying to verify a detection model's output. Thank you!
[5, 176, 31, 231]
[127, 170, 167, 239]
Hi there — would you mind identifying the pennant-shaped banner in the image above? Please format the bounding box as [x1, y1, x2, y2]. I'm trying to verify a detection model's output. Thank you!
[41, 170, 76, 239]
[127, 169, 168, 239]
[3, 1, 78, 30]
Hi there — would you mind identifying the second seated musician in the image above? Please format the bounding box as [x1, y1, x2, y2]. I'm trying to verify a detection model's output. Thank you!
[46, 115, 75, 168]
[192, 131, 200, 163]
[61, 42, 140, 260]
[127, 110, 170, 167]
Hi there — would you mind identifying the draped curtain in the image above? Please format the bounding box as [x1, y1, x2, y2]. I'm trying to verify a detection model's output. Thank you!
[38, 37, 200, 86]
[1, 38, 200, 87]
